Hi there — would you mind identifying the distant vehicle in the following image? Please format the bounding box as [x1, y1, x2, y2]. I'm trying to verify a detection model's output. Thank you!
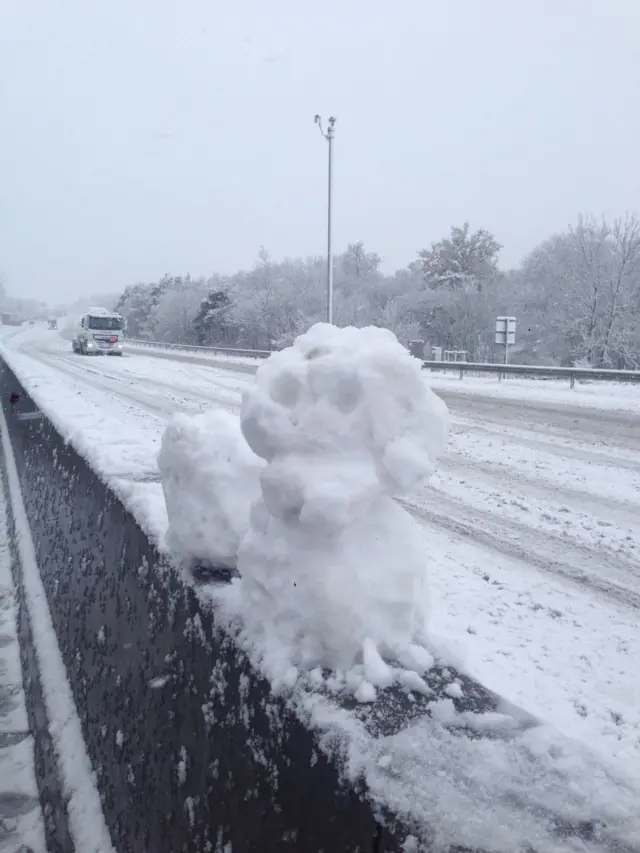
[72, 308, 125, 356]
[1, 312, 22, 326]
[48, 319, 58, 330]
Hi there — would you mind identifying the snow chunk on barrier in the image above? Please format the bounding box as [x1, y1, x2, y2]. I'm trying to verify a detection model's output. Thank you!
[304, 694, 640, 853]
[158, 409, 265, 568]
[234, 323, 449, 696]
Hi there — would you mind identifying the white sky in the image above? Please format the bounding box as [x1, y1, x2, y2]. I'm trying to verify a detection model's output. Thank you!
[1, 0, 639, 302]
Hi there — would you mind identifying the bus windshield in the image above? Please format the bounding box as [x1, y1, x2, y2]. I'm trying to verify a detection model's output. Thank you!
[88, 316, 123, 331]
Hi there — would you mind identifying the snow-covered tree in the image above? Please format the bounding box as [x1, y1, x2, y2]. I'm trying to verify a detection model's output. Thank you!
[114, 284, 154, 338]
[418, 223, 501, 292]
[152, 276, 208, 344]
[340, 242, 381, 279]
[193, 289, 233, 345]
[115, 276, 177, 339]
[108, 213, 640, 367]
[521, 214, 640, 367]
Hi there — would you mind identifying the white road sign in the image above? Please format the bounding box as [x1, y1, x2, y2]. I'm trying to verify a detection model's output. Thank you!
[495, 316, 516, 346]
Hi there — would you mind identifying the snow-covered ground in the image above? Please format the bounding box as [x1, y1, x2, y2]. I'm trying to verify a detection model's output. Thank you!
[2, 326, 640, 814]
[0, 439, 46, 852]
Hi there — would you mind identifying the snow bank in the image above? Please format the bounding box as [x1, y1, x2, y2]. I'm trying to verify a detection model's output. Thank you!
[158, 409, 264, 568]
[227, 323, 448, 697]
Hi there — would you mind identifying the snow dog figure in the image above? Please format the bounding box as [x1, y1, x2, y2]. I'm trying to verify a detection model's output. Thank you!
[237, 323, 449, 696]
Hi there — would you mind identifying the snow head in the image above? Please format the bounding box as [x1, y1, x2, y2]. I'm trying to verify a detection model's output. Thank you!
[240, 323, 449, 527]
[236, 323, 449, 696]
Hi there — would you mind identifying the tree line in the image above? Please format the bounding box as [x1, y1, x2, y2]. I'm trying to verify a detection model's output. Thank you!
[113, 212, 640, 368]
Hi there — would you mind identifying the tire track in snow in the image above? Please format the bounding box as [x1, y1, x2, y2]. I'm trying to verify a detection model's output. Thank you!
[441, 451, 640, 523]
[448, 415, 640, 473]
[441, 391, 640, 459]
[399, 491, 640, 610]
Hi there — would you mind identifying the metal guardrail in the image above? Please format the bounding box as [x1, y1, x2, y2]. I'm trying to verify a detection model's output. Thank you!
[126, 339, 640, 388]
[127, 339, 271, 359]
[422, 360, 640, 388]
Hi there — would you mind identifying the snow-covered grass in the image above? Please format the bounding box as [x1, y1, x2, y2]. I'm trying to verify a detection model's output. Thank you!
[2, 324, 640, 850]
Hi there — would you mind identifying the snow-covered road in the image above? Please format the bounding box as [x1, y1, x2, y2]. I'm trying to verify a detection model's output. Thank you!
[2, 326, 639, 782]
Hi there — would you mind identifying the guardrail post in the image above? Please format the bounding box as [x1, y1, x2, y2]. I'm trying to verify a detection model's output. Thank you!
[459, 366, 464, 380]
[570, 374, 575, 389]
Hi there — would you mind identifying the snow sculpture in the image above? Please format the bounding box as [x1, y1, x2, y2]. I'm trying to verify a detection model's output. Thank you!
[236, 323, 449, 698]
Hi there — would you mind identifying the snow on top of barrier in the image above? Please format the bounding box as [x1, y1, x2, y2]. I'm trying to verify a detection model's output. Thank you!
[302, 692, 640, 853]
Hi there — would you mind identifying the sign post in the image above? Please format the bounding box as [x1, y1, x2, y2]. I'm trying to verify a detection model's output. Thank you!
[495, 316, 516, 365]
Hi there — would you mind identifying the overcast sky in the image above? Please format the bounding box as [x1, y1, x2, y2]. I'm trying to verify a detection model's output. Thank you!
[1, 0, 639, 303]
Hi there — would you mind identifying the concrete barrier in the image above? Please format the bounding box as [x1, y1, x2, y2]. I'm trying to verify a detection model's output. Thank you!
[0, 359, 618, 853]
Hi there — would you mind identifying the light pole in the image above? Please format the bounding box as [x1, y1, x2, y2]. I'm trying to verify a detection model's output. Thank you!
[314, 115, 336, 324]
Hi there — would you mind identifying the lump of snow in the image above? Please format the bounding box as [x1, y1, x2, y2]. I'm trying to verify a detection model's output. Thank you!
[444, 681, 464, 699]
[232, 323, 449, 696]
[158, 409, 264, 568]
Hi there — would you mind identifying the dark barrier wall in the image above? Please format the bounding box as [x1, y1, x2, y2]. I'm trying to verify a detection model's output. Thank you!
[0, 360, 550, 853]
